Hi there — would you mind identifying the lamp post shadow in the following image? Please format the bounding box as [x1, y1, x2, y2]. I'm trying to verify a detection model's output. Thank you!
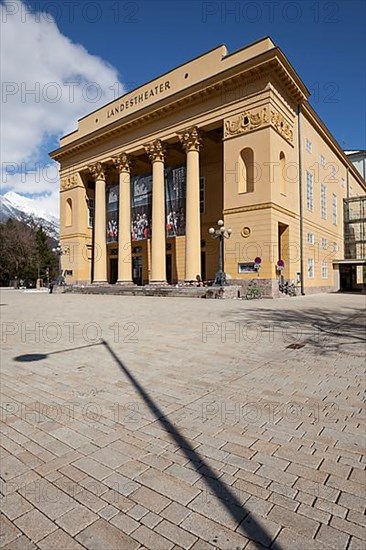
[13, 339, 282, 547]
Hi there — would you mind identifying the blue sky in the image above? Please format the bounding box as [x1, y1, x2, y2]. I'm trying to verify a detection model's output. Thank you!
[36, 0, 366, 147]
[1, 0, 365, 215]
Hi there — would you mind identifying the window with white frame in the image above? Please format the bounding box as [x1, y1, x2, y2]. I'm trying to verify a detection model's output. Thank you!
[306, 171, 314, 211]
[333, 242, 339, 252]
[321, 184, 327, 219]
[307, 258, 314, 278]
[305, 139, 312, 153]
[321, 237, 328, 250]
[332, 193, 337, 225]
[320, 155, 326, 167]
[331, 165, 336, 179]
[322, 260, 328, 279]
[307, 233, 315, 244]
[341, 177, 345, 188]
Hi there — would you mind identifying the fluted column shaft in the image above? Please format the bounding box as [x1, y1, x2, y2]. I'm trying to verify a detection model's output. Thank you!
[113, 153, 133, 284]
[179, 127, 202, 282]
[88, 162, 107, 283]
[145, 140, 166, 284]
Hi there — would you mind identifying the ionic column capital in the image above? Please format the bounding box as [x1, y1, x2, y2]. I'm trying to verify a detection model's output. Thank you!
[178, 126, 202, 153]
[112, 152, 132, 174]
[87, 161, 106, 181]
[144, 139, 166, 163]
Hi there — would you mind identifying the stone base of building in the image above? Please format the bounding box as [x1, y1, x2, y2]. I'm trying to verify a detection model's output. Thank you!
[60, 280, 342, 298]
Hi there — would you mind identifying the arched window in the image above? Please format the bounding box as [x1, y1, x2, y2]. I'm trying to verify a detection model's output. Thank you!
[238, 148, 254, 194]
[279, 152, 286, 195]
[66, 198, 73, 226]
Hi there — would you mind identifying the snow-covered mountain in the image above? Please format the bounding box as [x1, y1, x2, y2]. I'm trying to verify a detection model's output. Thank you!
[0, 192, 59, 237]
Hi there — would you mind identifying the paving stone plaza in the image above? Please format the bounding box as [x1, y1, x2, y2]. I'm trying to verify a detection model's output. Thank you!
[0, 291, 365, 549]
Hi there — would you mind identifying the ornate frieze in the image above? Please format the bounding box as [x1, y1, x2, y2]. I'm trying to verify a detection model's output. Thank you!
[87, 161, 106, 181]
[60, 174, 79, 191]
[269, 109, 293, 143]
[224, 106, 293, 144]
[224, 108, 268, 138]
[177, 126, 202, 152]
[144, 139, 166, 163]
[112, 152, 131, 173]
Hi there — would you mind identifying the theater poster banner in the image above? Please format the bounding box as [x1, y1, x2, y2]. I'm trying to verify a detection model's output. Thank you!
[131, 166, 187, 241]
[131, 174, 152, 240]
[165, 165, 186, 237]
[106, 185, 119, 242]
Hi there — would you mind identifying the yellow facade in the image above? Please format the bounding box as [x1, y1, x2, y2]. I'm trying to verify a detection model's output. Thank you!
[50, 38, 365, 296]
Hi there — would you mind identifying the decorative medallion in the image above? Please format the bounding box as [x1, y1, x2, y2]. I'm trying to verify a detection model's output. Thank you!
[241, 226, 251, 238]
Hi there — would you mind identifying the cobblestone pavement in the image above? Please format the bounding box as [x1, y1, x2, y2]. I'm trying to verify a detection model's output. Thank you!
[0, 290, 365, 550]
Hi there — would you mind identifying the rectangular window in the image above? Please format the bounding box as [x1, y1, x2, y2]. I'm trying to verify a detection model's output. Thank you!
[238, 263, 257, 273]
[320, 155, 326, 167]
[341, 177, 345, 188]
[88, 197, 95, 227]
[307, 258, 314, 279]
[333, 242, 339, 252]
[321, 237, 328, 250]
[322, 260, 328, 279]
[321, 184, 327, 219]
[200, 176, 205, 214]
[307, 233, 315, 244]
[306, 171, 314, 211]
[332, 193, 337, 225]
[305, 139, 312, 153]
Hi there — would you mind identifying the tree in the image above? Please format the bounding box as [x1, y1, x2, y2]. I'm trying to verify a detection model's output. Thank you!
[0, 218, 58, 286]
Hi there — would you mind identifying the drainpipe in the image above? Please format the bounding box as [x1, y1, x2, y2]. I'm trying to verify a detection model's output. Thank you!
[297, 103, 305, 295]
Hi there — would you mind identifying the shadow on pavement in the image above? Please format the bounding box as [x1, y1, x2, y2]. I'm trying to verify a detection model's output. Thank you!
[13, 338, 282, 546]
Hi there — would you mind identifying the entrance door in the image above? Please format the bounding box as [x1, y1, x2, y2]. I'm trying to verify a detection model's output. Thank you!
[132, 256, 143, 286]
[109, 258, 118, 284]
[166, 254, 172, 285]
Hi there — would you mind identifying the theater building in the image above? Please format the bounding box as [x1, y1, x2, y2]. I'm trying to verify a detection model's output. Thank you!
[50, 37, 365, 295]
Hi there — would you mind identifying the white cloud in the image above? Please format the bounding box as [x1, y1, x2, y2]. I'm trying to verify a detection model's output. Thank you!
[1, 0, 124, 217]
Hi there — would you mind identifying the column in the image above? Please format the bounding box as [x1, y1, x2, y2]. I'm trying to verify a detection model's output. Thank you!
[144, 139, 167, 284]
[178, 126, 202, 282]
[112, 153, 133, 284]
[88, 162, 107, 283]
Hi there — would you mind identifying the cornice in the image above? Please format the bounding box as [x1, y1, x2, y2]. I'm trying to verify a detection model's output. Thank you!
[224, 202, 299, 220]
[50, 50, 307, 163]
[301, 103, 366, 191]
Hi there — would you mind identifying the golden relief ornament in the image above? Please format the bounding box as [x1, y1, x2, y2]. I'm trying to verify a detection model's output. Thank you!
[178, 126, 202, 152]
[224, 107, 293, 144]
[87, 161, 106, 181]
[224, 108, 268, 138]
[60, 175, 78, 190]
[270, 109, 293, 143]
[144, 139, 166, 162]
[112, 152, 131, 173]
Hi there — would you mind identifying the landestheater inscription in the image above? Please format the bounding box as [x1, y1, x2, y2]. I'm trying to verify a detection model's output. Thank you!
[107, 81, 171, 119]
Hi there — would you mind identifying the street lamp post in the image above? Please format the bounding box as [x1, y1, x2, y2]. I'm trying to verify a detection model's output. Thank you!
[209, 219, 232, 286]
[52, 243, 69, 283]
